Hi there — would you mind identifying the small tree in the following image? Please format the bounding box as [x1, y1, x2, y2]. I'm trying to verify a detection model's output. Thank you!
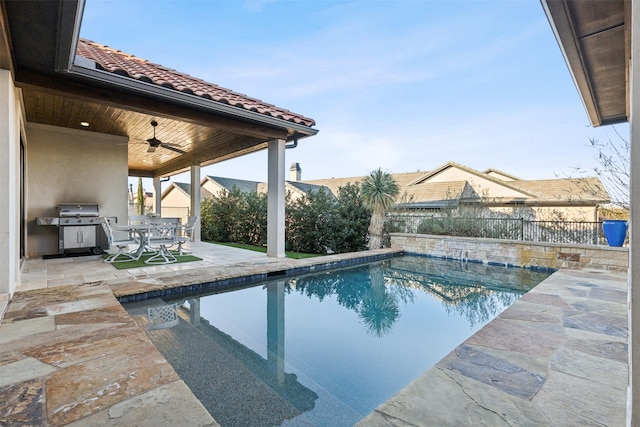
[361, 168, 400, 250]
[136, 177, 145, 215]
[569, 129, 629, 212]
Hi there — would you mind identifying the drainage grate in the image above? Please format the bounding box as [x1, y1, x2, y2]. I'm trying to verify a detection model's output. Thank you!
[147, 304, 180, 330]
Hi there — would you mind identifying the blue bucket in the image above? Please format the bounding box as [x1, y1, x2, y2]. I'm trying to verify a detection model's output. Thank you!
[602, 219, 628, 247]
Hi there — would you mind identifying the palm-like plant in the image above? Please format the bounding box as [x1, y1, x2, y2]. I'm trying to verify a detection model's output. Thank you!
[361, 168, 399, 249]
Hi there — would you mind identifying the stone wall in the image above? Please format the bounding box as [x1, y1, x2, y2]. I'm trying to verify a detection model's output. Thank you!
[390, 233, 629, 272]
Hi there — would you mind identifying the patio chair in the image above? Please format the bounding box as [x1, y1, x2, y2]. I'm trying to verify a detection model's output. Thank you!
[100, 218, 140, 263]
[128, 215, 148, 225]
[175, 215, 198, 255]
[145, 217, 180, 264]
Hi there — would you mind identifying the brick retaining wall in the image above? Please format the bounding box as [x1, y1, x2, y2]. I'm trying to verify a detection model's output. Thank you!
[390, 233, 629, 272]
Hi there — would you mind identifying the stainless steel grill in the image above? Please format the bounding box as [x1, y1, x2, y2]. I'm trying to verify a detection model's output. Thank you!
[36, 203, 110, 255]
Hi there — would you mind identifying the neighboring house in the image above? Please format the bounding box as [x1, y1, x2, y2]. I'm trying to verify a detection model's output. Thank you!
[165, 161, 608, 222]
[162, 166, 332, 217]
[202, 175, 260, 196]
[302, 162, 610, 221]
[161, 176, 258, 222]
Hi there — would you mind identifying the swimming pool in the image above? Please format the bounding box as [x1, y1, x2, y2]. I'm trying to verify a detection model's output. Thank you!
[124, 255, 551, 426]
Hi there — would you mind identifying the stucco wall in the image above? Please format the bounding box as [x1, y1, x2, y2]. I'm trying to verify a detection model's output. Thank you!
[161, 188, 190, 223]
[390, 233, 629, 272]
[0, 70, 21, 297]
[162, 187, 189, 208]
[26, 123, 128, 257]
[202, 180, 224, 197]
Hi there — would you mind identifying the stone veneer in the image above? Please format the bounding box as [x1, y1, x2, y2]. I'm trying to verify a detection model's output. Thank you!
[390, 233, 629, 272]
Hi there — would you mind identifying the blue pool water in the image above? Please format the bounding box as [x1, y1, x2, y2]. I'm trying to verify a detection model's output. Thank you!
[124, 256, 550, 426]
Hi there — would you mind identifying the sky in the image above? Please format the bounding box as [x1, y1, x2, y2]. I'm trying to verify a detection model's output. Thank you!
[80, 0, 629, 190]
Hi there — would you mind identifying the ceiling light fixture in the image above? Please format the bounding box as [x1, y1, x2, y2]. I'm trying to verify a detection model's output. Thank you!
[80, 121, 90, 127]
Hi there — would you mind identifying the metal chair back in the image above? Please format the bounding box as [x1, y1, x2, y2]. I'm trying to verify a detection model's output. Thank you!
[147, 217, 179, 247]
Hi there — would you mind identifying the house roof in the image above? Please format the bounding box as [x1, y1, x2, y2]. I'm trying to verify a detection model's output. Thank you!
[203, 176, 260, 194]
[161, 182, 214, 200]
[402, 181, 469, 204]
[483, 168, 521, 181]
[510, 178, 609, 204]
[303, 171, 427, 196]
[408, 162, 538, 198]
[77, 39, 315, 128]
[286, 181, 334, 196]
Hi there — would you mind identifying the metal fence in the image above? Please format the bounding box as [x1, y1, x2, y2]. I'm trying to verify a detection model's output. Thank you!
[386, 214, 606, 245]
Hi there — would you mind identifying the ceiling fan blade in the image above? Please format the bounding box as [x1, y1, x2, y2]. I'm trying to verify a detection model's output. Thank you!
[160, 144, 186, 155]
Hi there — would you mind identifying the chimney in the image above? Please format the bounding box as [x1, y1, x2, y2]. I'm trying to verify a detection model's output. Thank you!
[290, 162, 302, 181]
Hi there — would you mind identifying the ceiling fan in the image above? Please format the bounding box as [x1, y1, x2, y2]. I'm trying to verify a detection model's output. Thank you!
[141, 120, 186, 154]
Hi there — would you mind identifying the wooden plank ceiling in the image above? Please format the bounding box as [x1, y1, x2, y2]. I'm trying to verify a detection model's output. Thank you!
[22, 88, 270, 178]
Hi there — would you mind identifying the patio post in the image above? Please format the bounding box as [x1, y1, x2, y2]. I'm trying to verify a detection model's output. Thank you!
[267, 139, 286, 258]
[153, 177, 161, 215]
[190, 164, 201, 241]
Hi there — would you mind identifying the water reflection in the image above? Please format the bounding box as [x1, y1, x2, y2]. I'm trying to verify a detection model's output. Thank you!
[290, 256, 545, 334]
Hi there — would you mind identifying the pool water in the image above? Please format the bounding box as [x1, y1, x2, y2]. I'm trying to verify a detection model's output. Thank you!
[124, 256, 550, 426]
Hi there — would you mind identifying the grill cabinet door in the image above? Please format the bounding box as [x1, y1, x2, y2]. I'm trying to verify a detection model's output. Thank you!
[63, 226, 96, 249]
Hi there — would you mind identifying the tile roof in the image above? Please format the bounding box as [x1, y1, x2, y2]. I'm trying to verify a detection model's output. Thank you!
[510, 178, 610, 203]
[76, 39, 316, 127]
[286, 181, 334, 196]
[204, 176, 260, 194]
[162, 182, 214, 200]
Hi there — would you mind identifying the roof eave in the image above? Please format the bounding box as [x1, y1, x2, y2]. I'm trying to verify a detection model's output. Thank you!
[541, 0, 602, 126]
[540, 0, 630, 127]
[67, 62, 317, 140]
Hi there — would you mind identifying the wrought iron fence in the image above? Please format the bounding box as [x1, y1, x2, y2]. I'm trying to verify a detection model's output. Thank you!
[386, 214, 606, 245]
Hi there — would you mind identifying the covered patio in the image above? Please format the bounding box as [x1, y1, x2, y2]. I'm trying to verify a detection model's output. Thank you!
[0, 0, 318, 308]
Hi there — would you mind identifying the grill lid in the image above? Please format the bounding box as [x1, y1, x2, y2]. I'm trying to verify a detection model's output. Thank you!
[58, 203, 100, 217]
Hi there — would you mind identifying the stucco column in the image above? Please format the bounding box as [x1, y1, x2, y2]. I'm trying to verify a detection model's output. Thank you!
[630, 2, 640, 424]
[267, 139, 286, 258]
[153, 176, 161, 215]
[190, 164, 201, 241]
[0, 69, 18, 298]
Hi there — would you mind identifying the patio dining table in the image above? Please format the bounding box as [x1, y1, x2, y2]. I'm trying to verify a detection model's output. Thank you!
[112, 223, 150, 260]
[115, 217, 183, 264]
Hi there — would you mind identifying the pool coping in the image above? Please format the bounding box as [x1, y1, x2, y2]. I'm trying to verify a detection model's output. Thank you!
[115, 248, 403, 303]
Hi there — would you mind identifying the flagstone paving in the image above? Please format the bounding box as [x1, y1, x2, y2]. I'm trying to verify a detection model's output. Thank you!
[0, 242, 629, 426]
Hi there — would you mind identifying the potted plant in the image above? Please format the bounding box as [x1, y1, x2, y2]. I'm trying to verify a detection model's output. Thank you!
[602, 219, 628, 247]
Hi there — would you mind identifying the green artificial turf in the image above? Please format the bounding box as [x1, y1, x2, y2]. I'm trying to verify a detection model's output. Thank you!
[103, 252, 202, 269]
[208, 241, 321, 259]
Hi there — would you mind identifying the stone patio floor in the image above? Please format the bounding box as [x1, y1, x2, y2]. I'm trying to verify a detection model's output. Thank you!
[0, 242, 629, 426]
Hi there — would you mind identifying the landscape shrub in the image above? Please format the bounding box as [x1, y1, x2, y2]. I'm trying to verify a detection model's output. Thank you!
[286, 189, 337, 254]
[200, 182, 373, 255]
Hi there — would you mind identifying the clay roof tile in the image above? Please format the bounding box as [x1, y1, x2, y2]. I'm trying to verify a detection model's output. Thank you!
[76, 39, 315, 127]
